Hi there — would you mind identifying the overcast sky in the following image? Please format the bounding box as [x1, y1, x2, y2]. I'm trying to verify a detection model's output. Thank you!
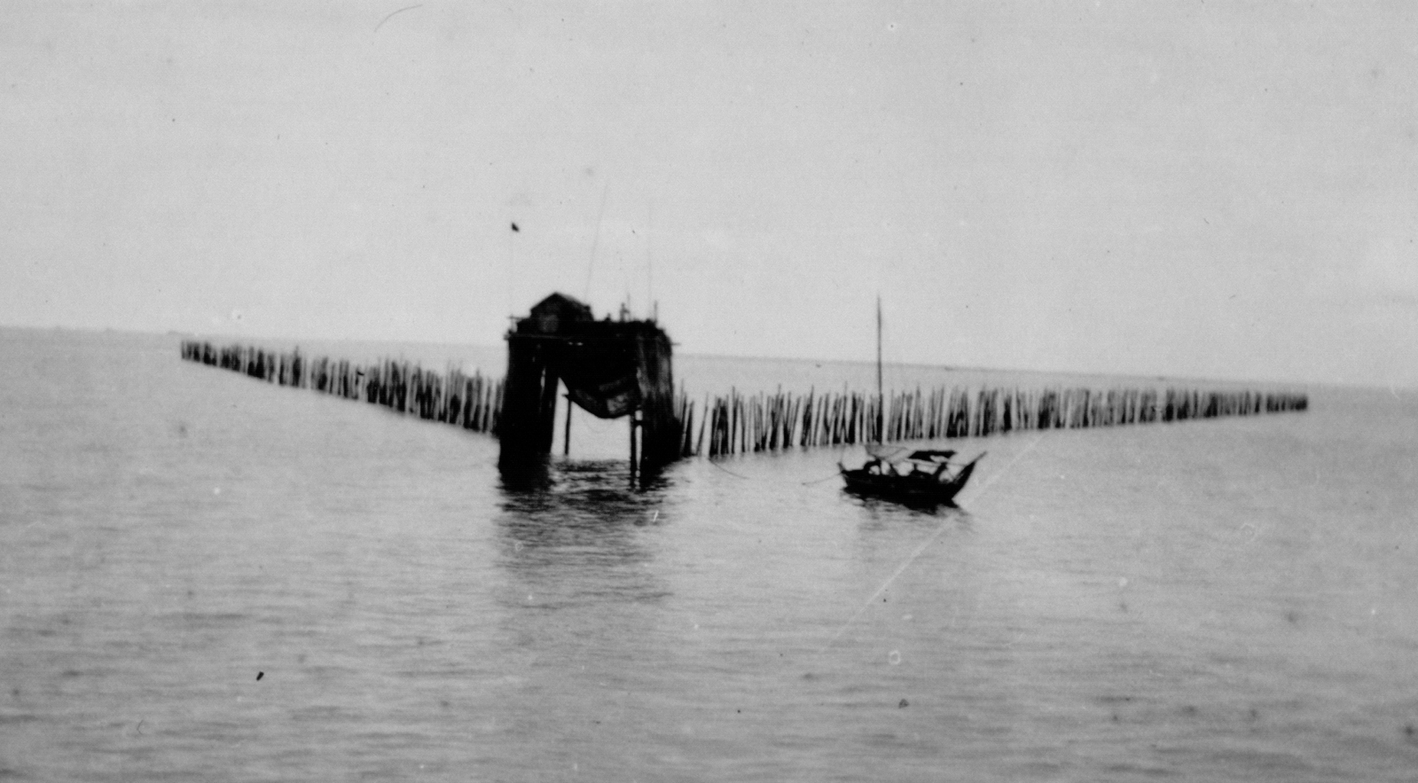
[4, 2, 1416, 387]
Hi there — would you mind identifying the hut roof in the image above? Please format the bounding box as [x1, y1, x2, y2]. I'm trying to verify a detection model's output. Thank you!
[529, 292, 593, 322]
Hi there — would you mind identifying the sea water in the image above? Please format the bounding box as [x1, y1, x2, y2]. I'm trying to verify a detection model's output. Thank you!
[2, 328, 1416, 781]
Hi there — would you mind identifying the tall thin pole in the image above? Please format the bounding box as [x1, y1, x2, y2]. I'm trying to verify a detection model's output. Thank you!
[876, 295, 883, 444]
[583, 181, 611, 301]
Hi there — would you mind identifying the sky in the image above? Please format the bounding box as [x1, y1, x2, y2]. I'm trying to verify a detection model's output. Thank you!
[3, 1, 1417, 387]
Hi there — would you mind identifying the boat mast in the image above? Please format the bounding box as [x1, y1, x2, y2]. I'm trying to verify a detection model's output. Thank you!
[876, 294, 883, 444]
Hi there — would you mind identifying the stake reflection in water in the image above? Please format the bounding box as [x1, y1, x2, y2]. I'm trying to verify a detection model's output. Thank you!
[496, 460, 674, 587]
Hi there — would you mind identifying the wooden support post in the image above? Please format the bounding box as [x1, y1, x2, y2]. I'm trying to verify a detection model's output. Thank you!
[536, 368, 560, 452]
[629, 409, 640, 478]
[563, 392, 573, 456]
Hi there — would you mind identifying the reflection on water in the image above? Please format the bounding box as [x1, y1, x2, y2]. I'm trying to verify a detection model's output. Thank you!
[496, 459, 673, 548]
[839, 488, 973, 518]
[484, 459, 682, 773]
[494, 458, 676, 608]
[498, 454, 672, 494]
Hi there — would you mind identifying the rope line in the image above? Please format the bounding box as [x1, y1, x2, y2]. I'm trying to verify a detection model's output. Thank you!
[706, 459, 752, 480]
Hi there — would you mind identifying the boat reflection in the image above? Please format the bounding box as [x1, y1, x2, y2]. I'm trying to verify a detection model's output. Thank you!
[841, 487, 974, 517]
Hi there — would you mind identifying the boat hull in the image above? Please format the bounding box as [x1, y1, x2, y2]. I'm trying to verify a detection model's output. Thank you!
[839, 460, 976, 505]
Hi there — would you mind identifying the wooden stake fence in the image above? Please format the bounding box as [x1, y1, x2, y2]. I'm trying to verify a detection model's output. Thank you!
[679, 384, 1307, 458]
[181, 340, 502, 434]
[181, 341, 1306, 457]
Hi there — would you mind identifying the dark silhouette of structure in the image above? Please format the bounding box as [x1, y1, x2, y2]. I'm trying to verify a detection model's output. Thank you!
[498, 293, 678, 477]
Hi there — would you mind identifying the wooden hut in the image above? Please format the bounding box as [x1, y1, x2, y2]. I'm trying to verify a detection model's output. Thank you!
[498, 293, 678, 476]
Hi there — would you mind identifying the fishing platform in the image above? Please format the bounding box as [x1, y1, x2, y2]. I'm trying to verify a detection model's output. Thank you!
[497, 293, 679, 475]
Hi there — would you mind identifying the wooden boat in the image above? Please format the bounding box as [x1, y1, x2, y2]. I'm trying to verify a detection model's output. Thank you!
[840, 446, 983, 505]
[839, 296, 982, 504]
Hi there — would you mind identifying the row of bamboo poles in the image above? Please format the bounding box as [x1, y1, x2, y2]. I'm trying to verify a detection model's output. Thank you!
[180, 341, 503, 434]
[678, 385, 1308, 458]
[180, 340, 1307, 459]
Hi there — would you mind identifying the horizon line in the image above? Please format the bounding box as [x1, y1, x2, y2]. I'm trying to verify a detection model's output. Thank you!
[0, 321, 1381, 392]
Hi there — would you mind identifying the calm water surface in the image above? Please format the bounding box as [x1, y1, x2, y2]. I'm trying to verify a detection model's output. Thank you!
[2, 329, 1417, 781]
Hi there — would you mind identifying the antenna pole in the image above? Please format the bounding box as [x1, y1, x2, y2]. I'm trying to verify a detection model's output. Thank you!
[583, 181, 611, 301]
